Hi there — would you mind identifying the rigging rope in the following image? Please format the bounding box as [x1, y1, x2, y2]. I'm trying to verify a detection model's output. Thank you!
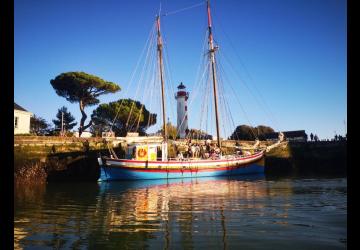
[162, 31, 177, 125]
[110, 22, 156, 132]
[177, 60, 210, 137]
[216, 54, 258, 139]
[134, 104, 144, 132]
[129, 29, 159, 132]
[126, 24, 157, 131]
[146, 58, 159, 131]
[176, 30, 209, 137]
[163, 1, 205, 17]
[213, 11, 282, 131]
[145, 50, 158, 131]
[219, 48, 279, 132]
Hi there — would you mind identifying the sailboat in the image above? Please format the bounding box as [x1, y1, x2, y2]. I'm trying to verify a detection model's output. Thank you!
[98, 1, 266, 181]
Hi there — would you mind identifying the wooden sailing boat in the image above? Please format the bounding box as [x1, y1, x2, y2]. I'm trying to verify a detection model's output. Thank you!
[98, 1, 265, 181]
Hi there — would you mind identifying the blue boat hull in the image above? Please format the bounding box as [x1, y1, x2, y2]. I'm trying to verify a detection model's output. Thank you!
[98, 159, 265, 181]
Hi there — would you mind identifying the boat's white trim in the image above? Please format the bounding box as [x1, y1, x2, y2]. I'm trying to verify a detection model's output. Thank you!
[104, 151, 264, 169]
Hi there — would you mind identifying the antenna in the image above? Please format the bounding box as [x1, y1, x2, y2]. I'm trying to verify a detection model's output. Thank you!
[61, 111, 64, 136]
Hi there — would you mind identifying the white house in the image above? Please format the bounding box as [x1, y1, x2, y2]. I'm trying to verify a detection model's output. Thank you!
[14, 102, 32, 134]
[73, 131, 93, 138]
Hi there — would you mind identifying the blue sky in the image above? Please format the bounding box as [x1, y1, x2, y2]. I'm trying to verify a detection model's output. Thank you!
[14, 0, 347, 139]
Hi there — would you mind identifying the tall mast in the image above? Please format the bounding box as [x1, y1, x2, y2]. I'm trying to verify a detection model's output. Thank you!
[156, 15, 167, 141]
[207, 0, 221, 148]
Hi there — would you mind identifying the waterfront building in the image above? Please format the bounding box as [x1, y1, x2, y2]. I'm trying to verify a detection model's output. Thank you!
[265, 130, 307, 142]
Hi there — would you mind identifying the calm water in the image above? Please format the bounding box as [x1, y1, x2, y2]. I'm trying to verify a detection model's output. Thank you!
[14, 175, 347, 249]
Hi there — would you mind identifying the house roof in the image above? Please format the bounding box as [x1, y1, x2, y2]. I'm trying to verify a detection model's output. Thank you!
[14, 102, 29, 112]
[265, 130, 306, 139]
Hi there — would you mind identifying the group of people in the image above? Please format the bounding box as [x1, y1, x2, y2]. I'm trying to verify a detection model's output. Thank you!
[176, 139, 221, 160]
[309, 133, 319, 142]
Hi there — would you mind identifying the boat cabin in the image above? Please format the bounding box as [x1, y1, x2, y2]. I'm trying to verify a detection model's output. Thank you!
[126, 142, 168, 161]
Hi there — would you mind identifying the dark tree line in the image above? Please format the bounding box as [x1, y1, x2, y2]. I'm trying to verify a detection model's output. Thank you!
[52, 106, 77, 133]
[30, 115, 51, 135]
[30, 107, 78, 136]
[229, 125, 275, 140]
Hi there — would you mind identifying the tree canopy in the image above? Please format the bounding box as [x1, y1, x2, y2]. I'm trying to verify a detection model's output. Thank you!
[91, 98, 157, 137]
[30, 115, 50, 135]
[157, 122, 178, 139]
[52, 106, 77, 132]
[50, 72, 120, 136]
[229, 125, 275, 140]
[187, 128, 212, 140]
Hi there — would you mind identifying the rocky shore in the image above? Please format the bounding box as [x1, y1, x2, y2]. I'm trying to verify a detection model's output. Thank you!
[14, 137, 114, 183]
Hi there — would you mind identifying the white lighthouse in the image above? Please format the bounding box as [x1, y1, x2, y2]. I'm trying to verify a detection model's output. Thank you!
[175, 82, 189, 138]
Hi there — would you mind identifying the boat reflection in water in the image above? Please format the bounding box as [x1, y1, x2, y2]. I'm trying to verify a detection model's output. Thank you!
[96, 174, 275, 248]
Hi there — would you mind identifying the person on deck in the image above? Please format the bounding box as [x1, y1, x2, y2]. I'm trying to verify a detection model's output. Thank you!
[191, 144, 196, 158]
[177, 150, 184, 160]
[184, 144, 189, 158]
[132, 147, 136, 159]
[210, 148, 217, 159]
[206, 142, 211, 155]
[195, 144, 200, 158]
[215, 147, 221, 154]
[187, 142, 192, 158]
[201, 143, 207, 158]
[236, 148, 243, 156]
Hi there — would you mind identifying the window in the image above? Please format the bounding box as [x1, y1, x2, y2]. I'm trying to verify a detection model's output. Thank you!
[185, 106, 187, 111]
[14, 117, 19, 128]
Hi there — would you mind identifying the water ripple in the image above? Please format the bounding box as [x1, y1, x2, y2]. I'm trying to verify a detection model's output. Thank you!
[15, 177, 347, 249]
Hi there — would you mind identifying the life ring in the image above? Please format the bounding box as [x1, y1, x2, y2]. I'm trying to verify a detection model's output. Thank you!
[137, 148, 147, 158]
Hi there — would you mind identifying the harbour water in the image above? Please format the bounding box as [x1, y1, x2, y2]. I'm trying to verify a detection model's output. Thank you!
[14, 175, 347, 249]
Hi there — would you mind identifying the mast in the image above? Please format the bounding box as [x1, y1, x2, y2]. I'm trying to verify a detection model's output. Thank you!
[207, 0, 221, 148]
[156, 15, 167, 141]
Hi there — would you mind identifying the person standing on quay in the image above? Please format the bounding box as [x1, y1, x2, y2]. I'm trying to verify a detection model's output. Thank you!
[314, 134, 319, 142]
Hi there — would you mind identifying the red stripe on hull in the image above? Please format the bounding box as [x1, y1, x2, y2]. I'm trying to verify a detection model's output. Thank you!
[105, 158, 264, 173]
